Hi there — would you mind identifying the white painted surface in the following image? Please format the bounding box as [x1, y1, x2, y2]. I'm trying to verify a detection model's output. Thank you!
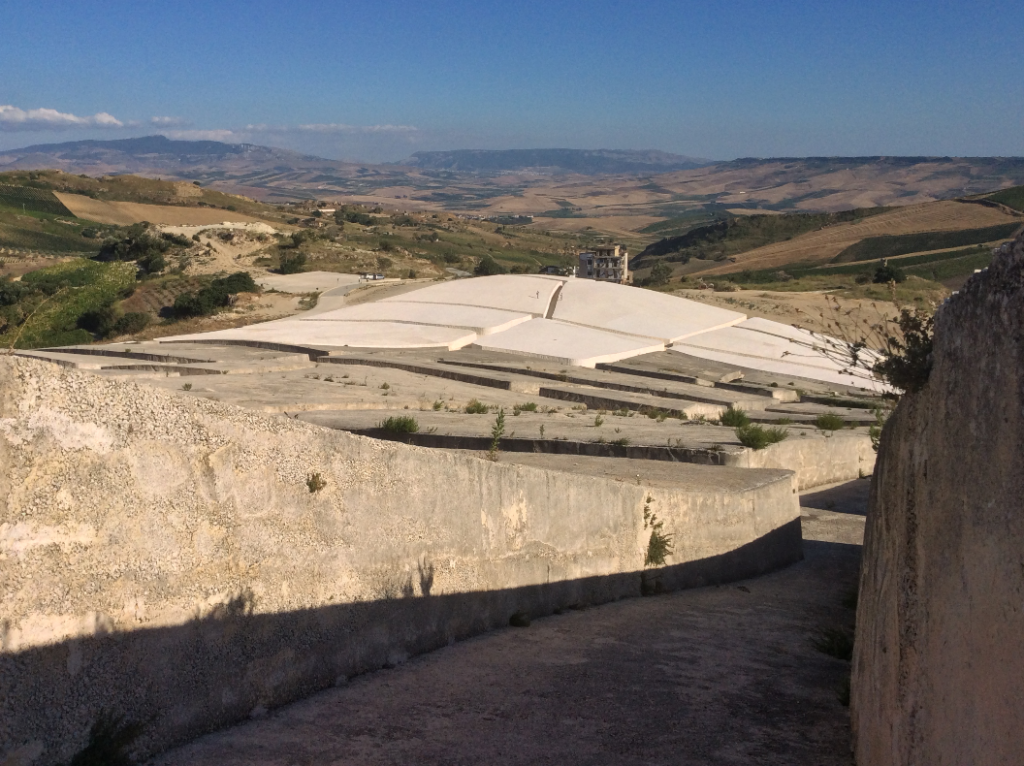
[474, 318, 665, 368]
[552, 279, 745, 341]
[384, 275, 564, 316]
[165, 321, 477, 351]
[672, 321, 885, 391]
[306, 302, 532, 335]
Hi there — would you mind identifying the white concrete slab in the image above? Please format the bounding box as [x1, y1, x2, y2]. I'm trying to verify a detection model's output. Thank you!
[384, 275, 564, 316]
[304, 302, 532, 335]
[671, 322, 886, 392]
[164, 320, 477, 351]
[552, 279, 746, 341]
[474, 318, 665, 368]
[258, 271, 364, 294]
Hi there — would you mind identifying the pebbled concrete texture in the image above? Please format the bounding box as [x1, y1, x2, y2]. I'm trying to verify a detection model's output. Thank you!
[0, 355, 801, 766]
[150, 506, 864, 766]
[852, 232, 1024, 766]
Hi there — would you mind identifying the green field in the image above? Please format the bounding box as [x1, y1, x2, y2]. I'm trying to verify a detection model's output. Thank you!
[634, 207, 891, 267]
[986, 185, 1024, 212]
[831, 223, 1020, 263]
[1, 260, 136, 348]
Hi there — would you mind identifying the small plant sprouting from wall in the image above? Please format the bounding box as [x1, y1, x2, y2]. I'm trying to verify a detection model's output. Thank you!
[512, 402, 537, 415]
[306, 472, 327, 493]
[643, 501, 673, 567]
[735, 423, 788, 450]
[641, 497, 674, 596]
[593, 414, 604, 427]
[814, 412, 846, 432]
[465, 398, 488, 414]
[719, 406, 750, 428]
[488, 408, 506, 461]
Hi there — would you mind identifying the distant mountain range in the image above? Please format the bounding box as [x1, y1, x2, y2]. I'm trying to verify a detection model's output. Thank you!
[398, 148, 711, 175]
[3, 137, 1024, 216]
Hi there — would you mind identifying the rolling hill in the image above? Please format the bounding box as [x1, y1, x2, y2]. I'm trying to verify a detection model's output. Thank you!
[398, 149, 711, 175]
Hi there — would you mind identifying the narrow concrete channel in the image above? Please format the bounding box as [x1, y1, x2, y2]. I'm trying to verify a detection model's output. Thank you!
[151, 482, 865, 766]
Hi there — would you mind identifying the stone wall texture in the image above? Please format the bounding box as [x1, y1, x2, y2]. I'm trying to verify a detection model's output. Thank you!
[852, 231, 1024, 765]
[0, 356, 800, 765]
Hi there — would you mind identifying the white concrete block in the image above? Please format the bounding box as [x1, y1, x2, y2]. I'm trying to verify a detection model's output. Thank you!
[474, 318, 665, 368]
[305, 302, 532, 335]
[165, 320, 477, 351]
[385, 275, 563, 316]
[672, 321, 886, 392]
[552, 279, 746, 341]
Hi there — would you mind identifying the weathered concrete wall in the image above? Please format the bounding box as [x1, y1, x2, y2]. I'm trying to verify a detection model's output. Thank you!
[852, 233, 1024, 766]
[735, 432, 875, 490]
[0, 356, 801, 766]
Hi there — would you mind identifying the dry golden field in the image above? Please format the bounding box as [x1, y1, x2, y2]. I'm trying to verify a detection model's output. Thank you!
[55, 192, 268, 226]
[697, 200, 1021, 273]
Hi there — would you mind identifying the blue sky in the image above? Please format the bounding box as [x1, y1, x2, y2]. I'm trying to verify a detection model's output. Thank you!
[1, 0, 1022, 162]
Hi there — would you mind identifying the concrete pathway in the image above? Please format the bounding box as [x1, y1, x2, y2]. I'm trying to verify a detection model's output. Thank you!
[152, 498, 863, 766]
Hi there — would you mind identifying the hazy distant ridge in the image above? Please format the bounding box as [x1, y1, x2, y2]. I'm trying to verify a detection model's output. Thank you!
[400, 148, 712, 175]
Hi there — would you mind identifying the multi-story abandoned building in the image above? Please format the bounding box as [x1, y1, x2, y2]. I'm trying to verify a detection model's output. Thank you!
[578, 244, 629, 283]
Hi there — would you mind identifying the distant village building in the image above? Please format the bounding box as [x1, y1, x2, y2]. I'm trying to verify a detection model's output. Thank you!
[578, 244, 629, 284]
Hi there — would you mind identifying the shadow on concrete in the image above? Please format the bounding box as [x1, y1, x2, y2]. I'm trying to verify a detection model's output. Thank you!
[1, 521, 801, 766]
[800, 478, 872, 516]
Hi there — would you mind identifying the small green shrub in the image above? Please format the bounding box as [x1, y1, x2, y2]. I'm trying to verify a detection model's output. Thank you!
[719, 406, 750, 427]
[873, 308, 934, 394]
[593, 414, 604, 427]
[277, 252, 307, 274]
[736, 424, 788, 450]
[465, 398, 488, 414]
[432, 400, 444, 411]
[379, 415, 419, 434]
[488, 408, 506, 461]
[643, 502, 674, 568]
[611, 437, 630, 447]
[181, 383, 192, 391]
[306, 472, 327, 493]
[512, 402, 537, 415]
[815, 412, 846, 431]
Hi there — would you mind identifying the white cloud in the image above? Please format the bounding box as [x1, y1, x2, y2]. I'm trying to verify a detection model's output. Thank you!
[150, 116, 191, 127]
[0, 105, 124, 131]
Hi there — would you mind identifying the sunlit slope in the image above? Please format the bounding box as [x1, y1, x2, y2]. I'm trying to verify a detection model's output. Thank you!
[698, 200, 1021, 274]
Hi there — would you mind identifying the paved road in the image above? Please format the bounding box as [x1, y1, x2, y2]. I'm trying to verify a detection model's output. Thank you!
[153, 497, 863, 766]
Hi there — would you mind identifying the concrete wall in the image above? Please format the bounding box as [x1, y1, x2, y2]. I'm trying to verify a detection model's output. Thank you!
[733, 432, 875, 490]
[852, 233, 1024, 765]
[0, 356, 801, 766]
